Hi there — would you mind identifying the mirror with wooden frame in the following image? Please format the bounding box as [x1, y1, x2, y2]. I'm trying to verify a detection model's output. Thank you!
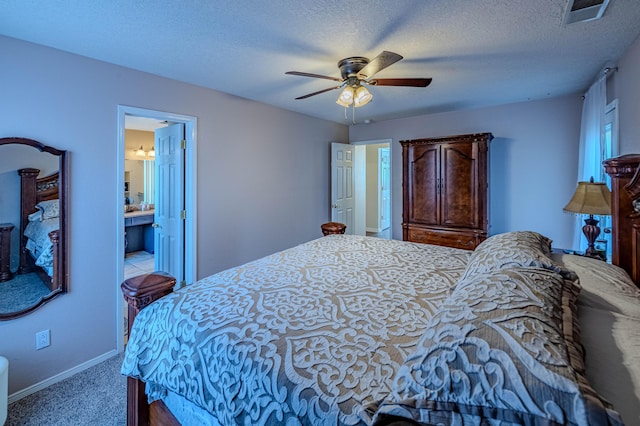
[0, 137, 67, 320]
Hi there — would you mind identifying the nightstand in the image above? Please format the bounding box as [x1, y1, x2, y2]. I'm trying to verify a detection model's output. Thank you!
[552, 247, 608, 262]
[321, 222, 346, 236]
[0, 223, 14, 282]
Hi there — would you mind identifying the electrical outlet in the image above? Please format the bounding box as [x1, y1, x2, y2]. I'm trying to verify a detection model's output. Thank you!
[35, 329, 50, 350]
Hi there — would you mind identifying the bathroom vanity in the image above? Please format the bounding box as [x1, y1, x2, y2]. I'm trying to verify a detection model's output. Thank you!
[124, 210, 154, 254]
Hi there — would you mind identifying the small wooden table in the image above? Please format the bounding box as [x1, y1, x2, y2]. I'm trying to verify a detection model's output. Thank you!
[0, 223, 14, 282]
[552, 247, 608, 262]
[321, 222, 346, 236]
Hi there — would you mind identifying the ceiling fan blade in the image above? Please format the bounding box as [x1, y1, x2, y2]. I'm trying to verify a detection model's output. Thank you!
[369, 78, 432, 87]
[357, 51, 403, 79]
[295, 85, 342, 100]
[286, 71, 342, 82]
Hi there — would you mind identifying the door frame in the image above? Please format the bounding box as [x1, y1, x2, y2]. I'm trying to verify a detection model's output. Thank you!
[377, 146, 391, 231]
[116, 105, 198, 352]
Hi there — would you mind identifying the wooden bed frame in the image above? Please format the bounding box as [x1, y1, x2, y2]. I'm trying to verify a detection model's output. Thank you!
[17, 168, 61, 292]
[121, 154, 640, 426]
[604, 154, 640, 285]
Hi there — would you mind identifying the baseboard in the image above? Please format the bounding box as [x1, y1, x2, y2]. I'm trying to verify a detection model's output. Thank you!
[366, 227, 382, 233]
[8, 349, 119, 404]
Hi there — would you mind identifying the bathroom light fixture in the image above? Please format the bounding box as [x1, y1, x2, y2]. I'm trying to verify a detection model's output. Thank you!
[135, 146, 145, 157]
[148, 146, 155, 157]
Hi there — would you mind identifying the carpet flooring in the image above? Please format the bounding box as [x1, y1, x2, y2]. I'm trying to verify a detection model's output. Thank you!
[0, 273, 51, 314]
[6, 352, 126, 425]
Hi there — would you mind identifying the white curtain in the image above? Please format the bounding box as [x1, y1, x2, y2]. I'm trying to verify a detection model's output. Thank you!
[572, 76, 607, 251]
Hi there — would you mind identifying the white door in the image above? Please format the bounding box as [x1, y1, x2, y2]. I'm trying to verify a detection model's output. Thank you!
[379, 147, 391, 230]
[154, 123, 185, 284]
[331, 142, 355, 235]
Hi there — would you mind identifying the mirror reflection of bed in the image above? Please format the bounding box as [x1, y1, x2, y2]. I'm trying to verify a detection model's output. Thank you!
[0, 138, 67, 320]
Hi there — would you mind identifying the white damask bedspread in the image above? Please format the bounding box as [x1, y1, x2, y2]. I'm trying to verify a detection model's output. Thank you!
[23, 217, 58, 276]
[121, 234, 471, 425]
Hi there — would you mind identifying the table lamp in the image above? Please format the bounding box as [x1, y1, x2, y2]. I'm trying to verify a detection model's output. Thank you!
[563, 177, 611, 259]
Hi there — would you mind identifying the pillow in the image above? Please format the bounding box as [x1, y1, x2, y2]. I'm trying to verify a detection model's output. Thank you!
[28, 210, 43, 222]
[552, 252, 640, 319]
[461, 231, 570, 281]
[35, 199, 60, 220]
[371, 267, 622, 426]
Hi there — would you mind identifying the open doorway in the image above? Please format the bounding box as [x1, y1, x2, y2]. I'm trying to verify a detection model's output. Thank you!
[363, 142, 391, 239]
[332, 139, 392, 239]
[116, 106, 198, 351]
[123, 116, 162, 287]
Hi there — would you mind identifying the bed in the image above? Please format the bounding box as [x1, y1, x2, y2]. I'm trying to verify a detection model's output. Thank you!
[17, 168, 61, 291]
[121, 153, 640, 425]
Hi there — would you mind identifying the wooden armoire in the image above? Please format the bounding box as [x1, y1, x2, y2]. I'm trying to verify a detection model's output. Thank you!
[402, 132, 492, 250]
[603, 154, 640, 287]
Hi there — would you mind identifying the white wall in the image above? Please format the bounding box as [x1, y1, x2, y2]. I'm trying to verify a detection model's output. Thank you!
[0, 36, 348, 395]
[613, 33, 640, 155]
[350, 95, 583, 248]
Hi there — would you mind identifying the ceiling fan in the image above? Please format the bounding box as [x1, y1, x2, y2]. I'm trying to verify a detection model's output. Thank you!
[285, 51, 432, 108]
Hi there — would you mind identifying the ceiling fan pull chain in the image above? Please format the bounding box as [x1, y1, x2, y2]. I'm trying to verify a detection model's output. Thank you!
[352, 103, 356, 124]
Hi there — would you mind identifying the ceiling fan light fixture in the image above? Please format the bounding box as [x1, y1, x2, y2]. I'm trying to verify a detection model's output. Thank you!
[287, 51, 430, 107]
[353, 86, 372, 107]
[336, 86, 355, 107]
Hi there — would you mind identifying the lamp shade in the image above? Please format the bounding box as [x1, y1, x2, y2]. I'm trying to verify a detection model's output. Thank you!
[563, 180, 612, 216]
[336, 86, 355, 107]
[353, 86, 372, 107]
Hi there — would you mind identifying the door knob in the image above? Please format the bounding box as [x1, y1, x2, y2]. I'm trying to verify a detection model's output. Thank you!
[331, 204, 339, 208]
[152, 222, 161, 228]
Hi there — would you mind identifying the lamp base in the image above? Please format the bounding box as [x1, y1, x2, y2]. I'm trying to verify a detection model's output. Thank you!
[582, 215, 603, 260]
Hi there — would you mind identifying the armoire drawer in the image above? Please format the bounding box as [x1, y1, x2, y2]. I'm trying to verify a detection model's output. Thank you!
[406, 227, 484, 250]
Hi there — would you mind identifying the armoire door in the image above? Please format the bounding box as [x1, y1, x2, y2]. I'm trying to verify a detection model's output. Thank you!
[440, 142, 479, 228]
[407, 144, 440, 226]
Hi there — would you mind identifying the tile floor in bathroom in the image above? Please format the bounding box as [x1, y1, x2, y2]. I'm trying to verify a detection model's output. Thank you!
[124, 250, 154, 280]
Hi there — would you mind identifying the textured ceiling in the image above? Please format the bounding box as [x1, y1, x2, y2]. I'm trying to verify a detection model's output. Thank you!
[2, 0, 640, 124]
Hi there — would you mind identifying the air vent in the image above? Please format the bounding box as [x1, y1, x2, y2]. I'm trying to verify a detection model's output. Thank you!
[564, 0, 610, 24]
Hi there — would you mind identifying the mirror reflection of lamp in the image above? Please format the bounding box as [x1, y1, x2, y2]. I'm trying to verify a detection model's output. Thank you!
[563, 177, 612, 259]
